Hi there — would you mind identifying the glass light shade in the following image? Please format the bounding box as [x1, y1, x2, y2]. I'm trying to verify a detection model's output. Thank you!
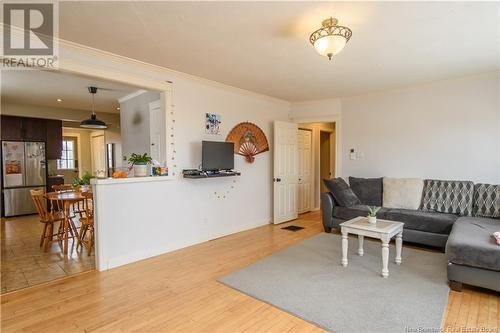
[314, 35, 347, 59]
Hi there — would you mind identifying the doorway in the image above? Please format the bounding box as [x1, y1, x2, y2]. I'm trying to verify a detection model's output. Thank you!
[320, 131, 333, 192]
[297, 122, 336, 212]
[90, 131, 106, 177]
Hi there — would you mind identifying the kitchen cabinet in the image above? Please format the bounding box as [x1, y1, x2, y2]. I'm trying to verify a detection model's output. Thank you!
[1, 116, 23, 140]
[45, 119, 62, 159]
[1, 116, 62, 159]
[23, 117, 46, 141]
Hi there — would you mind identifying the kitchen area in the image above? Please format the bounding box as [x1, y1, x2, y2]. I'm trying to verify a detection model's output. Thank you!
[0, 115, 96, 293]
[1, 116, 65, 217]
[0, 69, 139, 293]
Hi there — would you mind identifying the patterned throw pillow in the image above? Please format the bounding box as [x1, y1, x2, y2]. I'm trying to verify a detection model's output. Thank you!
[421, 180, 474, 216]
[473, 183, 500, 218]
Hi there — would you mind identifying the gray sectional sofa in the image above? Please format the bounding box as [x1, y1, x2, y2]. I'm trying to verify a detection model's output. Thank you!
[321, 177, 500, 292]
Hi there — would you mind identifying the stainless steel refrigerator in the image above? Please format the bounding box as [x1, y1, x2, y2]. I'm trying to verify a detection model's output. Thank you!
[2, 141, 46, 217]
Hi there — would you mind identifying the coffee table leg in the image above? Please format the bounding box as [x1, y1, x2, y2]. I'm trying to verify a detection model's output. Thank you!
[381, 237, 389, 278]
[358, 235, 364, 256]
[395, 231, 403, 265]
[341, 231, 348, 267]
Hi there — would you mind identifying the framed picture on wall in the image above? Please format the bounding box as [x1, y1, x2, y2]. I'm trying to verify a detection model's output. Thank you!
[205, 113, 222, 135]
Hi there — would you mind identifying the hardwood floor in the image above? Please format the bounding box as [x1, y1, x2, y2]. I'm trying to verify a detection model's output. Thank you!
[1, 214, 95, 294]
[1, 211, 498, 332]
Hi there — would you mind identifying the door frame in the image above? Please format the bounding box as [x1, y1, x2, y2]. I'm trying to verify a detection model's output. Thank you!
[61, 130, 82, 178]
[292, 115, 340, 178]
[292, 116, 340, 212]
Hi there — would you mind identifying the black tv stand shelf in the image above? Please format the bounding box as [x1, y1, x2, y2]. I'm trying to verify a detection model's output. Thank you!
[183, 171, 241, 179]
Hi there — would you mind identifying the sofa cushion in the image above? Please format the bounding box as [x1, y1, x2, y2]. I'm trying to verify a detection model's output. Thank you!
[383, 177, 424, 210]
[349, 177, 383, 206]
[473, 183, 500, 218]
[385, 208, 458, 235]
[446, 217, 500, 271]
[324, 178, 360, 207]
[333, 204, 390, 221]
[421, 179, 474, 216]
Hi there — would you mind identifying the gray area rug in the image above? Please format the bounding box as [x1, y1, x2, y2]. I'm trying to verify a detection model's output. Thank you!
[219, 233, 449, 333]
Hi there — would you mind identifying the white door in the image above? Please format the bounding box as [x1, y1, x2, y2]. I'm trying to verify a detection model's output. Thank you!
[149, 100, 164, 163]
[298, 129, 312, 214]
[91, 134, 106, 177]
[273, 121, 298, 224]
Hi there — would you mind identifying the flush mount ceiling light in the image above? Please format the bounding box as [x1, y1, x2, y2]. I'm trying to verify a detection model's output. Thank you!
[80, 86, 108, 129]
[310, 17, 352, 60]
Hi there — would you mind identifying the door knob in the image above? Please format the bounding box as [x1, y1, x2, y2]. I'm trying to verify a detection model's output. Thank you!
[276, 178, 281, 182]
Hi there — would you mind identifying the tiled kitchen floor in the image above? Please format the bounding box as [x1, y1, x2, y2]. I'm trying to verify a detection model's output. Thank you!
[1, 214, 95, 294]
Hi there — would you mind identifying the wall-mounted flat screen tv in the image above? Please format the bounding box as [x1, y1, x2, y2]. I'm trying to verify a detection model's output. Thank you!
[202, 141, 234, 171]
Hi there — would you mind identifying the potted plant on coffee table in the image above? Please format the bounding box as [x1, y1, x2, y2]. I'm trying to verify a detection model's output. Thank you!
[128, 153, 152, 177]
[367, 206, 381, 224]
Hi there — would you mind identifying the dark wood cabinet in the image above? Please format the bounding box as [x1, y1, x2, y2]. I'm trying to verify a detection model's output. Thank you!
[1, 116, 62, 160]
[23, 117, 46, 141]
[1, 116, 23, 140]
[45, 119, 62, 159]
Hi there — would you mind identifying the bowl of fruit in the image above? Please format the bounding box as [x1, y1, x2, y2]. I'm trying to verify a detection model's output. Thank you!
[112, 170, 128, 179]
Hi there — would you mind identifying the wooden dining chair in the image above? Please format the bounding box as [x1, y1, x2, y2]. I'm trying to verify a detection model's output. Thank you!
[51, 185, 81, 237]
[30, 189, 65, 252]
[77, 192, 95, 256]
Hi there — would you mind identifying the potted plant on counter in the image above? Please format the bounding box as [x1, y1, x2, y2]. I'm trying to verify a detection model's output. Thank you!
[128, 153, 152, 177]
[367, 206, 381, 224]
[72, 171, 94, 191]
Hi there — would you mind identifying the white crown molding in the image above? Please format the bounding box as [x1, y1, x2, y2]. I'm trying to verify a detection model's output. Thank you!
[118, 90, 148, 104]
[57, 37, 290, 107]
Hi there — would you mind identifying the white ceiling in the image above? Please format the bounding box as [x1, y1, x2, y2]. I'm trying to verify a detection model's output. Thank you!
[1, 70, 143, 113]
[58, 1, 499, 101]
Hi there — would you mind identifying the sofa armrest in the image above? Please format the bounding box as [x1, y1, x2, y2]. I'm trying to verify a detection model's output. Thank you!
[321, 192, 336, 232]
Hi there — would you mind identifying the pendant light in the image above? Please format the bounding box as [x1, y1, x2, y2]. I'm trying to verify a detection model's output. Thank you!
[310, 17, 352, 60]
[80, 86, 108, 129]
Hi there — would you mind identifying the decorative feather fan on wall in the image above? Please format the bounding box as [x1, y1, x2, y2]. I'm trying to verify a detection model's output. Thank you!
[226, 122, 269, 163]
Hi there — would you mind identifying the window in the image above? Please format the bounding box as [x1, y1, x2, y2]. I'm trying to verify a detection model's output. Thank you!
[57, 137, 77, 169]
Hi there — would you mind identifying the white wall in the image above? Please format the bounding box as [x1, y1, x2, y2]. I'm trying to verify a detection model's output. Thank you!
[340, 73, 500, 183]
[94, 79, 289, 270]
[119, 91, 161, 160]
[290, 98, 341, 121]
[58, 40, 290, 270]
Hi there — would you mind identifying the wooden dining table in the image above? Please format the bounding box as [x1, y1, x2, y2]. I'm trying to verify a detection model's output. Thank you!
[45, 189, 91, 255]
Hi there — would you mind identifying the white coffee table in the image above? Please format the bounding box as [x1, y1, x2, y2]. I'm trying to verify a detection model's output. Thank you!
[339, 216, 404, 278]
